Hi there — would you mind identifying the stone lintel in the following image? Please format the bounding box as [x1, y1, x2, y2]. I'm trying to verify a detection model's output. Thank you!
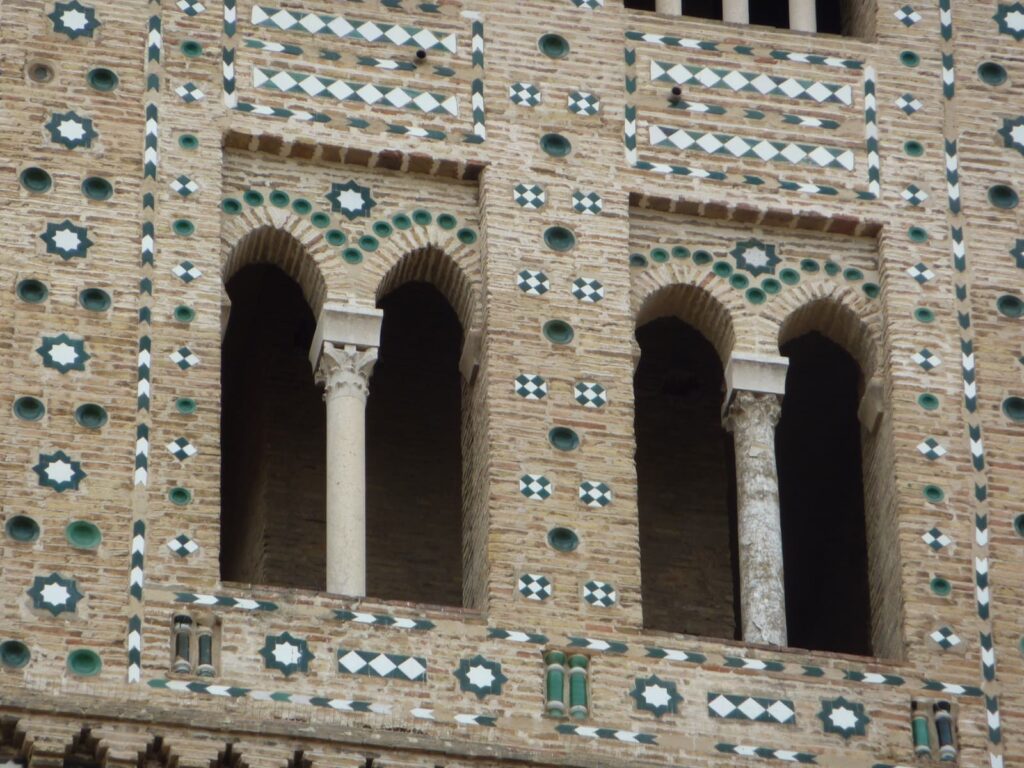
[309, 303, 384, 370]
[724, 352, 789, 415]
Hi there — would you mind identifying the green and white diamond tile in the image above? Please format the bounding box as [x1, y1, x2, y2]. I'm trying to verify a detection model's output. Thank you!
[708, 693, 795, 724]
[651, 60, 853, 105]
[520, 474, 552, 500]
[253, 67, 459, 116]
[517, 269, 549, 296]
[515, 374, 547, 399]
[555, 725, 656, 745]
[568, 90, 600, 115]
[251, 5, 457, 52]
[513, 183, 545, 209]
[509, 82, 540, 107]
[338, 648, 427, 681]
[649, 126, 855, 171]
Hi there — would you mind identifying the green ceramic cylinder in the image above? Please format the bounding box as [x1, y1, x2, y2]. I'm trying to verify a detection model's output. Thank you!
[544, 650, 566, 717]
[568, 654, 588, 719]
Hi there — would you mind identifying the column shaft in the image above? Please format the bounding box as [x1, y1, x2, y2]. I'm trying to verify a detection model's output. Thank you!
[722, 0, 749, 24]
[725, 391, 787, 645]
[317, 343, 378, 596]
[655, 0, 682, 13]
[788, 0, 817, 31]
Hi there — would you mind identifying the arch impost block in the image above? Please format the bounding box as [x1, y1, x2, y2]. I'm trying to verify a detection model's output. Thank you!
[724, 352, 789, 415]
[309, 303, 384, 370]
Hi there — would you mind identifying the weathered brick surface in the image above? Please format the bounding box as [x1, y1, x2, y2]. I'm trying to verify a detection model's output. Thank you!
[1, 0, 1021, 766]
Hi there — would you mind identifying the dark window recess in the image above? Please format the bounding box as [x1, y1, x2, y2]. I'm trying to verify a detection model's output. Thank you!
[776, 331, 872, 656]
[635, 317, 740, 640]
[684, 0, 723, 19]
[750, 2, 789, 28]
[366, 282, 464, 606]
[63, 728, 104, 768]
[816, 0, 842, 34]
[623, 0, 722, 18]
[220, 264, 325, 590]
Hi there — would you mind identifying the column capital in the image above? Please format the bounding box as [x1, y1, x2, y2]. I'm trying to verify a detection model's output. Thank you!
[723, 352, 788, 420]
[315, 343, 378, 402]
[308, 303, 384, 370]
[723, 389, 783, 433]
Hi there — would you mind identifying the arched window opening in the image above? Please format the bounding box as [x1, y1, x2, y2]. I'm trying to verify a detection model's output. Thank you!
[635, 317, 740, 639]
[366, 281, 464, 606]
[220, 264, 325, 590]
[776, 331, 871, 655]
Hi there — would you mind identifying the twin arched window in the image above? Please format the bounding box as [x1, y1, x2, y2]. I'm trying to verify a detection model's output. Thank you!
[218, 231, 890, 658]
[635, 308, 881, 657]
[220, 261, 465, 607]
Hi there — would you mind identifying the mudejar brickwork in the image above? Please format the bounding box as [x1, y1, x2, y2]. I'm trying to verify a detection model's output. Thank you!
[2, 1, 1024, 767]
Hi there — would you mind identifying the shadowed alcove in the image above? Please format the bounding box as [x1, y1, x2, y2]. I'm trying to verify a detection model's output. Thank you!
[365, 281, 464, 606]
[220, 263, 326, 590]
[635, 316, 740, 639]
[776, 330, 872, 655]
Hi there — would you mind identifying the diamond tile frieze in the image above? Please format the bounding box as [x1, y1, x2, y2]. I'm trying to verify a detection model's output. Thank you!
[651, 60, 854, 106]
[251, 6, 458, 53]
[649, 126, 856, 171]
[338, 648, 427, 681]
[254, 67, 459, 116]
[708, 693, 796, 724]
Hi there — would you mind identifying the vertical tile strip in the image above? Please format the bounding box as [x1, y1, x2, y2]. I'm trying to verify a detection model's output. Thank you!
[938, 3, 1002, 766]
[128, 1, 163, 683]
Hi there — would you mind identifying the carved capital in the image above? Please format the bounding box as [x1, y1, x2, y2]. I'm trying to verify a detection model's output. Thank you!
[315, 343, 378, 402]
[723, 390, 782, 434]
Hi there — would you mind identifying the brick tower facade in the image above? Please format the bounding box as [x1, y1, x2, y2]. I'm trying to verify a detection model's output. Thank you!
[2, 1, 1024, 767]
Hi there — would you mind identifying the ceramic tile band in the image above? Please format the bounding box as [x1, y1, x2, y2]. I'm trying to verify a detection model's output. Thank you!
[937, 2, 1002, 765]
[150, 681, 498, 729]
[127, 1, 163, 685]
[223, 2, 485, 143]
[625, 44, 878, 199]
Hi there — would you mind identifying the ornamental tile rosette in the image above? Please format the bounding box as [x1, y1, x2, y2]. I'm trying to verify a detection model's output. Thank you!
[37, 334, 90, 373]
[998, 117, 1024, 156]
[630, 675, 683, 717]
[817, 696, 870, 739]
[995, 3, 1024, 39]
[453, 654, 507, 699]
[326, 180, 376, 220]
[48, 1, 100, 38]
[27, 573, 84, 615]
[33, 451, 86, 492]
[730, 238, 780, 276]
[1011, 239, 1024, 269]
[40, 221, 93, 260]
[259, 632, 313, 676]
[45, 112, 97, 149]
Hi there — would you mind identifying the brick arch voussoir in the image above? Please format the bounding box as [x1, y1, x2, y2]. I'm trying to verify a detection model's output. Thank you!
[632, 265, 750, 367]
[221, 211, 331, 316]
[368, 224, 482, 336]
[774, 281, 881, 382]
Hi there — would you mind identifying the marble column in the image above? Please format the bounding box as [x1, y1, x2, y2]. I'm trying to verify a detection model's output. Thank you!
[789, 0, 817, 31]
[722, 0, 749, 24]
[316, 342, 378, 596]
[724, 391, 787, 646]
[309, 304, 384, 597]
[655, 0, 682, 14]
